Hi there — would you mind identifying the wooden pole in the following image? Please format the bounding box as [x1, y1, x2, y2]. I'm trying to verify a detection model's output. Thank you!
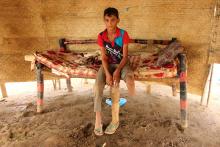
[36, 62, 44, 113]
[58, 79, 61, 90]
[201, 64, 212, 105]
[172, 81, 178, 97]
[178, 53, 188, 128]
[52, 80, 57, 90]
[66, 78, 72, 92]
[206, 64, 214, 107]
[0, 83, 7, 98]
[146, 82, 152, 95]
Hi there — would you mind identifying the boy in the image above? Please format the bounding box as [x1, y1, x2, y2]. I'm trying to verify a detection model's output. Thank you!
[94, 7, 135, 136]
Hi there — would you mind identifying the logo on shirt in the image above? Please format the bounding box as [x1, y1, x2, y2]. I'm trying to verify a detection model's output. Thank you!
[105, 44, 122, 60]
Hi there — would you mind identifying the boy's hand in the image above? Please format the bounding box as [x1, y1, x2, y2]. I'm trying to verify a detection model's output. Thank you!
[113, 69, 120, 85]
[106, 74, 113, 86]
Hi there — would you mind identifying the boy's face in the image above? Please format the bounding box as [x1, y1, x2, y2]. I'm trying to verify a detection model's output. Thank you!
[104, 15, 119, 31]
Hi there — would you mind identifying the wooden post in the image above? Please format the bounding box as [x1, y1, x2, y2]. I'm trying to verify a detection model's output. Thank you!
[52, 80, 57, 90]
[178, 53, 188, 128]
[58, 79, 61, 90]
[36, 62, 44, 113]
[0, 83, 7, 98]
[66, 78, 72, 92]
[59, 38, 67, 52]
[206, 64, 214, 106]
[52, 79, 61, 91]
[60, 38, 72, 92]
[84, 78, 88, 84]
[172, 81, 177, 96]
[146, 82, 152, 95]
[201, 64, 213, 105]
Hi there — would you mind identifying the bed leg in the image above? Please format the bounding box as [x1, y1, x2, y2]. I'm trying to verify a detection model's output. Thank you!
[52, 79, 61, 90]
[52, 80, 57, 90]
[0, 82, 7, 98]
[36, 62, 44, 113]
[172, 81, 177, 96]
[58, 79, 61, 90]
[84, 78, 88, 84]
[66, 78, 72, 92]
[146, 82, 152, 95]
[179, 54, 188, 128]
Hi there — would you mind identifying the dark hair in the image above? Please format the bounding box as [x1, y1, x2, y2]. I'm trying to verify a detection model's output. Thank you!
[104, 7, 119, 19]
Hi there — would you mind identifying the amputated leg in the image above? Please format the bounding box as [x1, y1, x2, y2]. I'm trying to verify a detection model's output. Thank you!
[125, 74, 135, 97]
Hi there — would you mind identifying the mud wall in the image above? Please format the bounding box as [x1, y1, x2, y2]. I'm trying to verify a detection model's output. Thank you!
[0, 0, 215, 95]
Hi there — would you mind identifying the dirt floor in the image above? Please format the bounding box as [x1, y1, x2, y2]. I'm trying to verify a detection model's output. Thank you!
[0, 79, 220, 147]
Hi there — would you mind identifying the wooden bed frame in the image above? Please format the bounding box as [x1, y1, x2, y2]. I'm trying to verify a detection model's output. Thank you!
[34, 37, 188, 128]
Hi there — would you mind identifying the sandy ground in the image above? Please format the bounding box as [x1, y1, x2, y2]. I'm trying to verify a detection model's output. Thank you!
[0, 79, 220, 147]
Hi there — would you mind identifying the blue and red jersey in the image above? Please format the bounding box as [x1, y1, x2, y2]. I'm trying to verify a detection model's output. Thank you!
[97, 27, 130, 64]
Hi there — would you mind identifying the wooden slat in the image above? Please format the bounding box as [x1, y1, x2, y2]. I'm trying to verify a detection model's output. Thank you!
[0, 83, 7, 98]
[24, 54, 35, 62]
[63, 38, 176, 45]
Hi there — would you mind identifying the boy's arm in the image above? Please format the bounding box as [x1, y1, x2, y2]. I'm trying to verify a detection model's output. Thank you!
[97, 33, 113, 86]
[100, 47, 110, 75]
[100, 47, 113, 86]
[113, 44, 128, 84]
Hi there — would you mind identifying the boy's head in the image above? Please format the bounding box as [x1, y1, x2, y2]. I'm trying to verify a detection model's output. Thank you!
[103, 7, 120, 31]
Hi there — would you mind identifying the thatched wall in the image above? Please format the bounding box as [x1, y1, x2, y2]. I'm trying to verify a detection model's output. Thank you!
[0, 0, 215, 95]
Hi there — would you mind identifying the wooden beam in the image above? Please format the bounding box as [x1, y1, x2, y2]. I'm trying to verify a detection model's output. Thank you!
[24, 54, 35, 62]
[206, 64, 214, 106]
[24, 54, 35, 71]
[201, 64, 213, 106]
[0, 83, 7, 98]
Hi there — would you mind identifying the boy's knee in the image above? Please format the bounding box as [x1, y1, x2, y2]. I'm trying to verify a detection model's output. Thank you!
[96, 80, 105, 87]
[95, 74, 106, 87]
[125, 74, 135, 97]
[94, 82, 105, 94]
